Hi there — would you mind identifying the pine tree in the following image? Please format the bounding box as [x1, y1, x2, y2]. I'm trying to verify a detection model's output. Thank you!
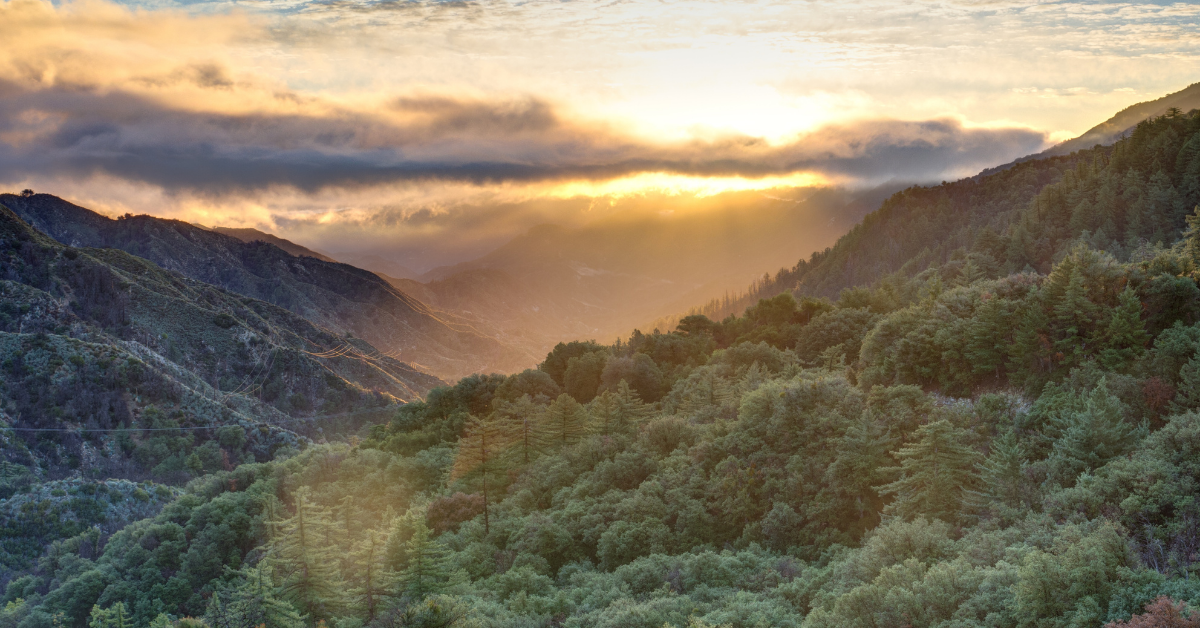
[1007, 286, 1051, 390]
[1099, 286, 1149, 371]
[1052, 266, 1098, 369]
[673, 368, 723, 416]
[822, 415, 896, 531]
[495, 395, 544, 465]
[274, 488, 342, 621]
[88, 603, 130, 628]
[451, 414, 508, 535]
[1184, 205, 1200, 268]
[230, 563, 306, 628]
[1049, 378, 1142, 484]
[396, 519, 450, 601]
[1174, 355, 1200, 412]
[347, 529, 394, 622]
[965, 294, 1011, 380]
[590, 380, 652, 436]
[877, 419, 982, 523]
[960, 256, 986, 286]
[966, 430, 1029, 516]
[543, 393, 590, 449]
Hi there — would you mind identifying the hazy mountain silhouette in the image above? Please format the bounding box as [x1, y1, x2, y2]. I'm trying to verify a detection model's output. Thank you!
[1, 194, 535, 379]
[208, 226, 337, 263]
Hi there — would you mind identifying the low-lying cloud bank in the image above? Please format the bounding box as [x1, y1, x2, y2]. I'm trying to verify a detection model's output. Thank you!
[0, 79, 1048, 194]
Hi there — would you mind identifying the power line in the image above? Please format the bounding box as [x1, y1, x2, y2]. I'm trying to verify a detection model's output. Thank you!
[2, 406, 403, 433]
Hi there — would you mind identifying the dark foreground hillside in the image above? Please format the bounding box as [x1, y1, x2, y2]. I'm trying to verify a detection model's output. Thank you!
[1, 194, 534, 380]
[5, 111, 1200, 628]
[0, 204, 443, 482]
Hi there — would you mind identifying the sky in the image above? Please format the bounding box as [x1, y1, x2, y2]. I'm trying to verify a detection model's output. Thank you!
[1, 0, 1198, 270]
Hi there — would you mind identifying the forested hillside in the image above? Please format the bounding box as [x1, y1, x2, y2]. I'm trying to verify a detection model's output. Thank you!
[680, 105, 1200, 324]
[3, 110, 1200, 628]
[0, 194, 532, 380]
[0, 203, 446, 487]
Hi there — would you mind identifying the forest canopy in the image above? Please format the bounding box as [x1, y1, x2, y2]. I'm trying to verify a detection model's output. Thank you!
[4, 111, 1200, 628]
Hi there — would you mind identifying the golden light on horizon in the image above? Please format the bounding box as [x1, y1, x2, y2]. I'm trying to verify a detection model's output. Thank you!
[544, 171, 834, 200]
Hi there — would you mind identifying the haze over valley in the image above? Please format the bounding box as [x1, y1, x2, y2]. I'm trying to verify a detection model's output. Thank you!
[4, 2, 1200, 628]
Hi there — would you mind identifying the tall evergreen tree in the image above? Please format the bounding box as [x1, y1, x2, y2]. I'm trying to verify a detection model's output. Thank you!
[452, 414, 508, 534]
[877, 419, 982, 523]
[1099, 286, 1149, 371]
[967, 430, 1030, 516]
[1184, 205, 1200, 267]
[966, 294, 1012, 380]
[960, 256, 986, 285]
[1008, 286, 1051, 390]
[496, 395, 544, 465]
[1049, 378, 1142, 484]
[396, 519, 450, 601]
[543, 394, 590, 449]
[822, 414, 897, 532]
[1052, 266, 1098, 369]
[347, 529, 394, 623]
[88, 603, 130, 628]
[1174, 355, 1200, 412]
[217, 563, 306, 628]
[590, 380, 652, 436]
[274, 488, 342, 621]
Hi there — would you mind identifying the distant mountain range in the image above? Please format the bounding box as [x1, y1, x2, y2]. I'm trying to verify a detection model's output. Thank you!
[1, 194, 534, 380]
[207, 226, 338, 263]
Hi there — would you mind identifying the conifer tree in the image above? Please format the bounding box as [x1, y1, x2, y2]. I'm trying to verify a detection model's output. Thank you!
[1174, 355, 1200, 411]
[673, 368, 725, 416]
[1184, 205, 1200, 267]
[967, 430, 1029, 516]
[1049, 378, 1142, 484]
[1099, 286, 1149, 371]
[1007, 286, 1051, 390]
[543, 393, 590, 449]
[495, 395, 544, 465]
[226, 563, 306, 628]
[347, 529, 394, 622]
[960, 256, 986, 285]
[396, 519, 450, 601]
[274, 488, 341, 621]
[452, 414, 508, 534]
[877, 419, 981, 523]
[823, 415, 896, 529]
[966, 294, 1011, 380]
[88, 603, 130, 628]
[1052, 266, 1098, 368]
[590, 380, 652, 435]
[724, 362, 769, 402]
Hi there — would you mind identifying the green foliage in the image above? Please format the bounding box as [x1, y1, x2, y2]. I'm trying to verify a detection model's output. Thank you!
[877, 419, 982, 524]
[14, 110, 1200, 628]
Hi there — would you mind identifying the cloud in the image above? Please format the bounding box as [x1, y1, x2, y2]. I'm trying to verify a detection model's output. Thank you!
[0, 0, 1058, 201]
[0, 77, 1048, 194]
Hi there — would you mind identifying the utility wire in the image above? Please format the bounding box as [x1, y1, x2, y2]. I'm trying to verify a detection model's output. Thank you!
[3, 406, 402, 433]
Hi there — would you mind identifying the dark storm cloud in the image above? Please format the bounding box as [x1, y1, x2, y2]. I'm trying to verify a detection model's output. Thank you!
[0, 80, 1048, 194]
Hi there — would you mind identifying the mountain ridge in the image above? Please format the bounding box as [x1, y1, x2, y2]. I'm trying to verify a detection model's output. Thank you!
[208, 226, 337, 263]
[0, 194, 535, 379]
[977, 81, 1200, 178]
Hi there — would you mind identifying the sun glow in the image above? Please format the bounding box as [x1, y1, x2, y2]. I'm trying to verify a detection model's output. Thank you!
[545, 171, 833, 200]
